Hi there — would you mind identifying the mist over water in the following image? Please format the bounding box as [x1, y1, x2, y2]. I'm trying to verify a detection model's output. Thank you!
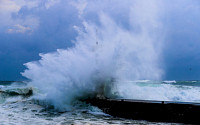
[21, 0, 200, 109]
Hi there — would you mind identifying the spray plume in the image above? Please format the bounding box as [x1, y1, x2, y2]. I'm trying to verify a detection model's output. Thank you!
[22, 0, 164, 109]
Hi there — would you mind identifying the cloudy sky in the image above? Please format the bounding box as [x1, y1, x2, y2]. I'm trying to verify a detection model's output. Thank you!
[0, 0, 200, 81]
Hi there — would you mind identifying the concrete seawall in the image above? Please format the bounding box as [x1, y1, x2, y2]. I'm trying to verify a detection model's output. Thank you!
[85, 98, 200, 124]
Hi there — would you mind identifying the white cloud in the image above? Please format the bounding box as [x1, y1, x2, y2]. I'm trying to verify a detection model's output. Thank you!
[70, 0, 87, 18]
[0, 0, 39, 12]
[0, 0, 40, 34]
[0, 0, 63, 33]
[0, 0, 20, 12]
[7, 24, 31, 33]
[45, 0, 60, 9]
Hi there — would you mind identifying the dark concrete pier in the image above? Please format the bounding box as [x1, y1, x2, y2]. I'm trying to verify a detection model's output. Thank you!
[85, 98, 200, 124]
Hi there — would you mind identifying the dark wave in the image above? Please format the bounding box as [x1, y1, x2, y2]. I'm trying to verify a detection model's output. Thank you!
[0, 87, 33, 97]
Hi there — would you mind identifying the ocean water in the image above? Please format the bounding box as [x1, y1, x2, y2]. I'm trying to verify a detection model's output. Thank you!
[1, 81, 200, 125]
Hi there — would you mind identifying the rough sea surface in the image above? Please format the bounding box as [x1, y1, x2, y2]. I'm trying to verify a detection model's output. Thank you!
[1, 81, 199, 125]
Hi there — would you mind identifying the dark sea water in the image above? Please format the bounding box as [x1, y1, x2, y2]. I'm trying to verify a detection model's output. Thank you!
[1, 80, 198, 125]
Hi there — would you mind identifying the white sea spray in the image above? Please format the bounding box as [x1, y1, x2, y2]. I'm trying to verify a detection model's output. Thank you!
[21, 0, 165, 109]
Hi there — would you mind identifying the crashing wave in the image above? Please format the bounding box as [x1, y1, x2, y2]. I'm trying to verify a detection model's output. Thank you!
[163, 80, 176, 84]
[0, 87, 33, 96]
